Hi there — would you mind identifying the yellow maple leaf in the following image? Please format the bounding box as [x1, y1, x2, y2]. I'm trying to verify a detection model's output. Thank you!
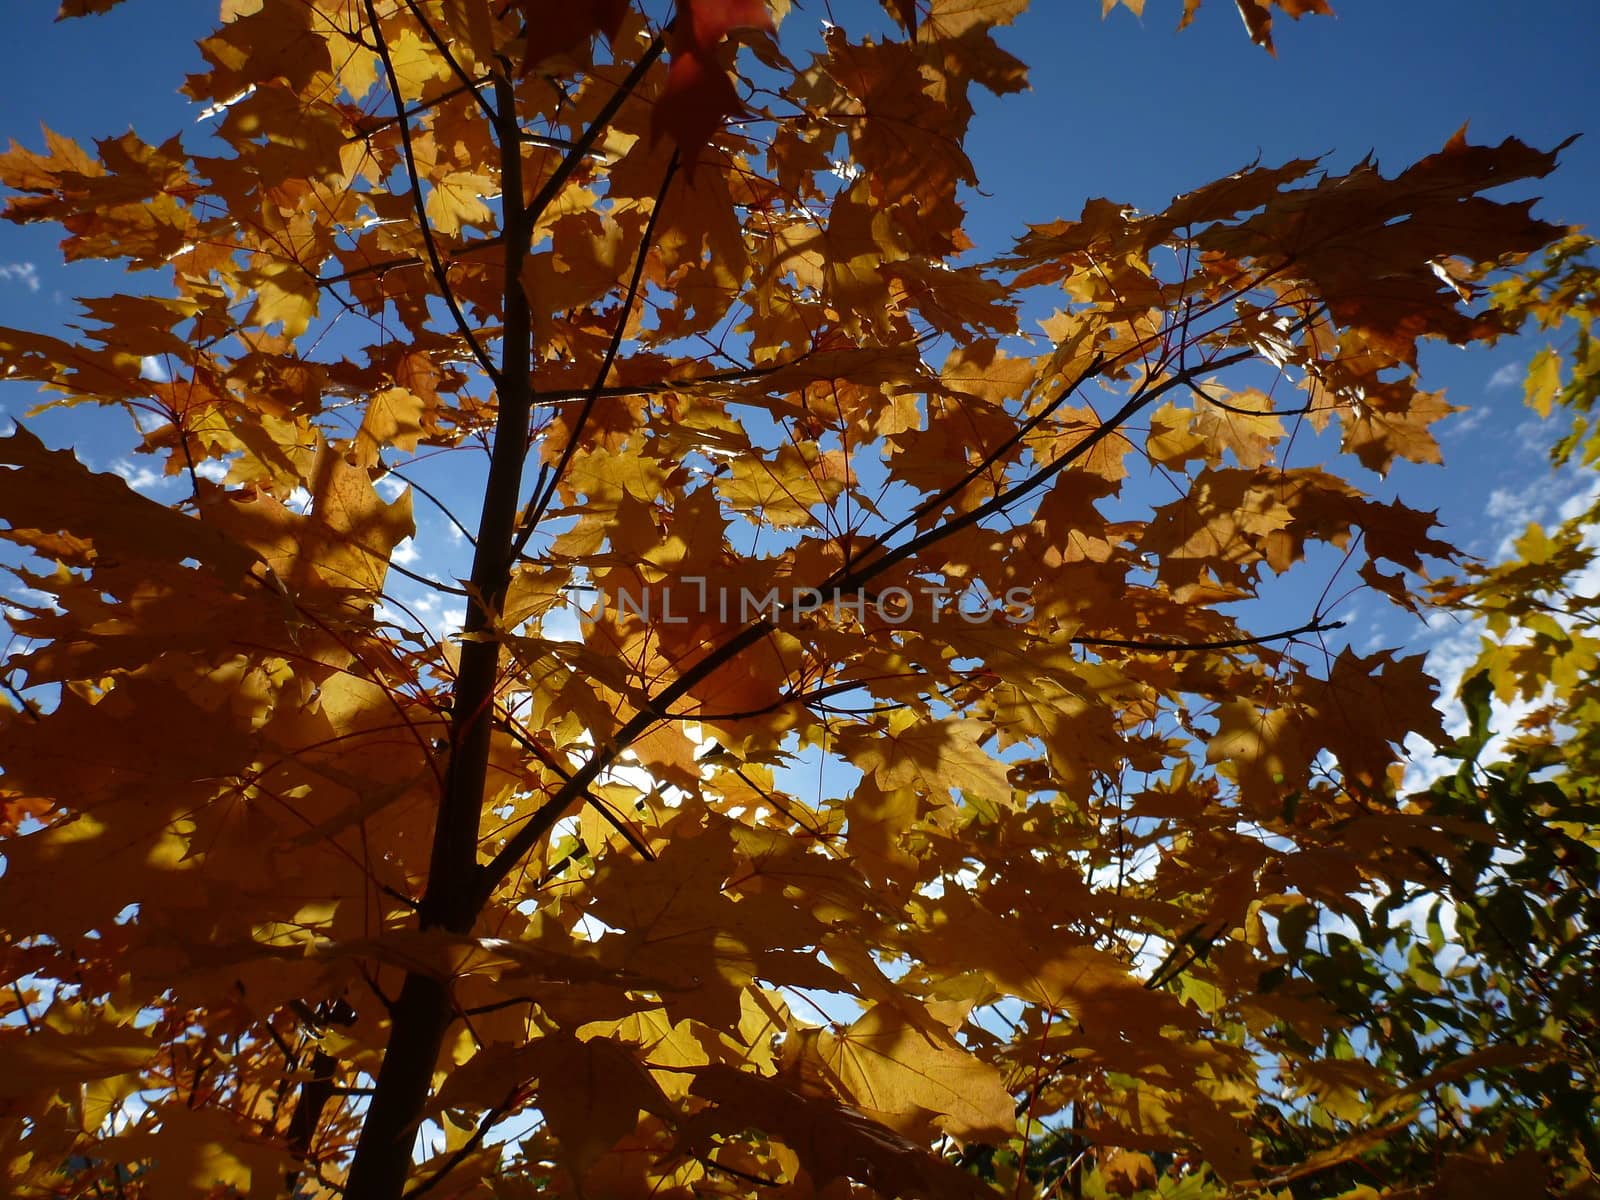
[425, 170, 495, 237]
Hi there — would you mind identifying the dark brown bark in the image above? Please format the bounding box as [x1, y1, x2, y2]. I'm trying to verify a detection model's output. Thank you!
[342, 54, 533, 1198]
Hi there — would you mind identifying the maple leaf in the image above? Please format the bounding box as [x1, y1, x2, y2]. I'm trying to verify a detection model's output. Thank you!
[840, 711, 1014, 817]
[1175, 0, 1335, 55]
[0, 424, 258, 585]
[687, 1065, 996, 1197]
[423, 169, 495, 237]
[652, 0, 775, 162]
[353, 386, 428, 468]
[435, 1031, 671, 1173]
[56, 0, 128, 16]
[815, 1003, 1016, 1142]
[1231, 0, 1335, 55]
[514, 0, 631, 72]
[0, 1027, 155, 1096]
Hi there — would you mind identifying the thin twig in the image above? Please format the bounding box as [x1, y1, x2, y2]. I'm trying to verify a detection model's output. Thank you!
[522, 34, 667, 233]
[694, 1153, 782, 1188]
[316, 236, 503, 288]
[512, 150, 680, 557]
[2, 676, 40, 722]
[1073, 617, 1345, 653]
[494, 709, 658, 863]
[8, 981, 38, 1032]
[401, 1091, 518, 1199]
[1187, 375, 1320, 417]
[362, 0, 501, 386]
[380, 463, 480, 547]
[349, 75, 491, 140]
[399, 0, 498, 125]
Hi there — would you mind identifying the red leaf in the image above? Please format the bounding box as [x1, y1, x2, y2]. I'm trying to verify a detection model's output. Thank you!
[652, 0, 774, 161]
[681, 0, 772, 48]
[515, 0, 630, 74]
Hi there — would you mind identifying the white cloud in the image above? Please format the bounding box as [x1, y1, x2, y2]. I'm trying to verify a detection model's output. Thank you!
[109, 457, 167, 492]
[391, 537, 420, 566]
[1442, 405, 1488, 438]
[1511, 416, 1555, 460]
[1482, 471, 1591, 556]
[1484, 484, 1539, 528]
[1558, 477, 1600, 521]
[1404, 468, 1600, 790]
[1486, 361, 1524, 391]
[539, 603, 584, 643]
[0, 262, 39, 292]
[193, 459, 229, 482]
[139, 356, 170, 383]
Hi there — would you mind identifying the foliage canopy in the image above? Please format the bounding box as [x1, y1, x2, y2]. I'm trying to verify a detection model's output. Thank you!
[0, 1, 1593, 1197]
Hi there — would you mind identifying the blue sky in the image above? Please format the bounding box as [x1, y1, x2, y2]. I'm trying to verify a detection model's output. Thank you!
[2, 0, 1598, 745]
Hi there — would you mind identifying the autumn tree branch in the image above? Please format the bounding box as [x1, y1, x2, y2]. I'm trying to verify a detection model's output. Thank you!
[398, 0, 498, 126]
[1071, 616, 1345, 653]
[824, 347, 1257, 595]
[512, 151, 680, 556]
[316, 239, 502, 289]
[349, 75, 493, 140]
[472, 348, 1258, 908]
[343, 59, 537, 1199]
[378, 464, 480, 547]
[400, 1089, 519, 1200]
[859, 350, 1109, 555]
[363, 0, 500, 386]
[523, 33, 667, 233]
[1186, 375, 1322, 418]
[492, 707, 657, 863]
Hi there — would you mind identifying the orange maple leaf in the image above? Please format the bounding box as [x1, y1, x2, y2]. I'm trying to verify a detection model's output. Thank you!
[514, 0, 631, 73]
[652, 0, 775, 162]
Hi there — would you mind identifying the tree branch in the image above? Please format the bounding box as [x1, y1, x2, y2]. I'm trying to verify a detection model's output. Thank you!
[379, 464, 479, 547]
[343, 62, 537, 1200]
[1, 676, 41, 723]
[522, 33, 667, 233]
[825, 348, 1257, 596]
[471, 350, 1260, 906]
[349, 75, 492, 140]
[1186, 375, 1321, 418]
[398, 0, 498, 126]
[493, 708, 657, 863]
[1073, 617, 1345, 653]
[316, 236, 503, 288]
[401, 1090, 519, 1200]
[362, 0, 500, 386]
[513, 150, 679, 557]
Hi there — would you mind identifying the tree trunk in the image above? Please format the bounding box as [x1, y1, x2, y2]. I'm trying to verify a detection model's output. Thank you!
[342, 61, 534, 1199]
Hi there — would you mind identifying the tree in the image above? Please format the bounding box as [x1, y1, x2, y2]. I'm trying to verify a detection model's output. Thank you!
[1211, 236, 1600, 1200]
[0, 2, 1578, 1197]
